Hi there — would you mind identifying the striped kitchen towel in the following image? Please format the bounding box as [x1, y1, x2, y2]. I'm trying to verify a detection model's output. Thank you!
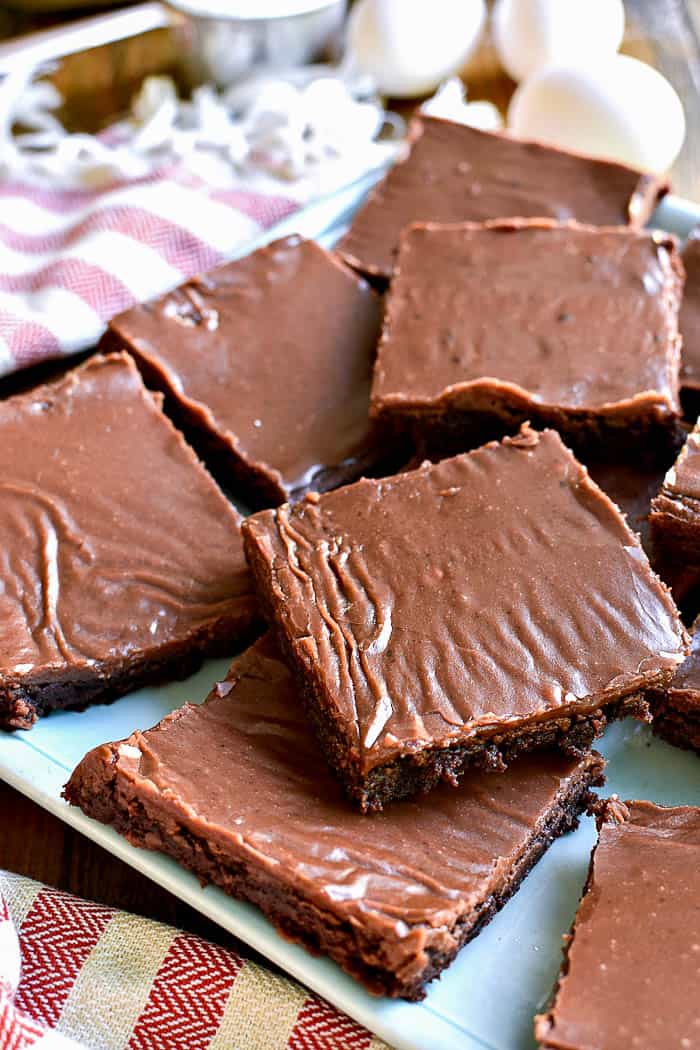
[0, 169, 298, 378]
[0, 870, 390, 1050]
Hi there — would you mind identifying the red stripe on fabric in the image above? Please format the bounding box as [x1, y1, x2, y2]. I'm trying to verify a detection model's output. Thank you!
[0, 207, 223, 275]
[0, 988, 46, 1050]
[0, 261, 133, 320]
[127, 933, 242, 1050]
[0, 169, 176, 212]
[14, 889, 113, 1030]
[287, 997, 373, 1050]
[0, 310, 61, 368]
[208, 188, 298, 228]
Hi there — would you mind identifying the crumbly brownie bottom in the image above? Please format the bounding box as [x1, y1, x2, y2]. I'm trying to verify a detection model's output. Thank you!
[650, 695, 700, 753]
[1, 617, 261, 731]
[64, 752, 603, 1000]
[319, 689, 645, 813]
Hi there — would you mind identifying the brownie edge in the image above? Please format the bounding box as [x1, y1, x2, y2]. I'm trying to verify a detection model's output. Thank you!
[63, 636, 605, 1001]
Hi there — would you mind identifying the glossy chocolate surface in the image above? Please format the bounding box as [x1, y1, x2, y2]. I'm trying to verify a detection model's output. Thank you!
[338, 116, 667, 281]
[0, 353, 256, 686]
[537, 800, 700, 1050]
[372, 221, 681, 422]
[67, 634, 603, 990]
[105, 237, 383, 505]
[243, 428, 686, 774]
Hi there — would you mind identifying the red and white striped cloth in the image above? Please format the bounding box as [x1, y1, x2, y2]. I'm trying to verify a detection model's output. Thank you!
[0, 870, 389, 1050]
[0, 167, 298, 377]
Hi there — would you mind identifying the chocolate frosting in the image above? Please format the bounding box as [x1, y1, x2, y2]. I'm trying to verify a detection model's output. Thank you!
[338, 116, 667, 280]
[104, 237, 383, 503]
[681, 231, 700, 392]
[372, 221, 681, 419]
[68, 634, 602, 984]
[536, 800, 700, 1050]
[0, 353, 255, 681]
[243, 428, 687, 773]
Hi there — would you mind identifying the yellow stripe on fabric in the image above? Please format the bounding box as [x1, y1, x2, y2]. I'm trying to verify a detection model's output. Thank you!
[209, 959, 309, 1050]
[55, 910, 175, 1049]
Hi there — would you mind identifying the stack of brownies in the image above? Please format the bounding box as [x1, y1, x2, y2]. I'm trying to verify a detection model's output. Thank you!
[3, 115, 700, 1046]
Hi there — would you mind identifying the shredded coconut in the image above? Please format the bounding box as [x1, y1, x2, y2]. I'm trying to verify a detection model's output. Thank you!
[0, 64, 500, 196]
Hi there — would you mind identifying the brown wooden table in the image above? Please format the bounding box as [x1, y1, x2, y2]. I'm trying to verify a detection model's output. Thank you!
[4, 0, 700, 945]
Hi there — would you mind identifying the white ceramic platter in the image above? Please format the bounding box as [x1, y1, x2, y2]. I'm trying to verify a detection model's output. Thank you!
[2, 180, 700, 1050]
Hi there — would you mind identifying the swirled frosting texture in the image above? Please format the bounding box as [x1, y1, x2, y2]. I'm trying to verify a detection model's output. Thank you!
[104, 237, 383, 504]
[68, 635, 601, 982]
[0, 353, 256, 679]
[338, 116, 666, 280]
[536, 801, 700, 1050]
[372, 221, 681, 419]
[244, 429, 686, 773]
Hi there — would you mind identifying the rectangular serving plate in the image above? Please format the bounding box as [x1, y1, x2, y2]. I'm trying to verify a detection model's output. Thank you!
[3, 184, 700, 1050]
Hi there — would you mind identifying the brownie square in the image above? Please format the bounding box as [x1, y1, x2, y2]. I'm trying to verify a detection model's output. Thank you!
[371, 220, 683, 458]
[102, 237, 385, 508]
[681, 230, 700, 418]
[0, 353, 260, 730]
[651, 421, 700, 574]
[649, 617, 700, 752]
[337, 116, 668, 282]
[64, 634, 605, 1001]
[536, 799, 700, 1050]
[242, 427, 687, 810]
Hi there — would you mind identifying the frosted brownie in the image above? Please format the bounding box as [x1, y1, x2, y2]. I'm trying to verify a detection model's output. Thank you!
[0, 353, 259, 730]
[371, 220, 683, 458]
[64, 634, 605, 1001]
[536, 800, 700, 1050]
[242, 427, 687, 810]
[649, 617, 700, 753]
[651, 420, 700, 573]
[680, 229, 700, 417]
[337, 115, 668, 282]
[102, 237, 385, 508]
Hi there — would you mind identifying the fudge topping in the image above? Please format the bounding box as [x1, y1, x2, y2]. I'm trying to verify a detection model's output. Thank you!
[372, 221, 681, 416]
[74, 635, 603, 951]
[681, 231, 700, 391]
[663, 422, 700, 501]
[0, 353, 254, 677]
[105, 237, 383, 501]
[243, 428, 686, 772]
[536, 801, 700, 1050]
[338, 116, 667, 280]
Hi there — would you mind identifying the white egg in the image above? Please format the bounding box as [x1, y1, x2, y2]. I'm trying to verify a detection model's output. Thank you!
[347, 0, 486, 99]
[508, 55, 686, 174]
[492, 0, 625, 83]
